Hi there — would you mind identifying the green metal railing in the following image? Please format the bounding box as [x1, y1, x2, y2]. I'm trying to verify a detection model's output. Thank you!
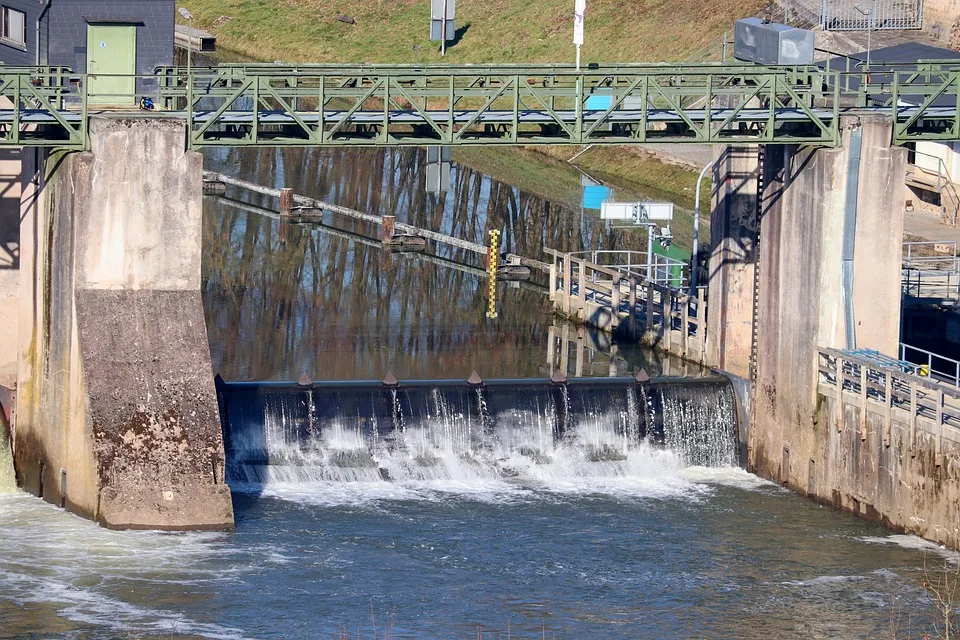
[0, 62, 959, 149]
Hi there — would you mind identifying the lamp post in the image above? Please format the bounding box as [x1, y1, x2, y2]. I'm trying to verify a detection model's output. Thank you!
[690, 160, 714, 295]
[178, 7, 194, 69]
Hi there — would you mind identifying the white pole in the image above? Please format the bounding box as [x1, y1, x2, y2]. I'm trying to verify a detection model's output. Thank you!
[441, 0, 447, 56]
[646, 224, 654, 284]
[690, 159, 714, 295]
[576, 44, 581, 70]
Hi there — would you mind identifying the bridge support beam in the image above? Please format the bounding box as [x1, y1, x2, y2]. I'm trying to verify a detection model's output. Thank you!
[14, 117, 233, 530]
[749, 116, 906, 503]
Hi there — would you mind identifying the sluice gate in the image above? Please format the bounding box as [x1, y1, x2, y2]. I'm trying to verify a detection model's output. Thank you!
[216, 373, 742, 487]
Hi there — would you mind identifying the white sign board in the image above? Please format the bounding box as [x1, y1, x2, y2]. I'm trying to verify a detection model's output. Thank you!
[573, 0, 585, 45]
[601, 202, 674, 223]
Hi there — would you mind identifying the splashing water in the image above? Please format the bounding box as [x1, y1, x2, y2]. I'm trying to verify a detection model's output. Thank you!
[221, 378, 739, 496]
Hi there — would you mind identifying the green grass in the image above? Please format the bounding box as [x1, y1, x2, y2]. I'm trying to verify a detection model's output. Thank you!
[184, 0, 764, 64]
[453, 146, 709, 252]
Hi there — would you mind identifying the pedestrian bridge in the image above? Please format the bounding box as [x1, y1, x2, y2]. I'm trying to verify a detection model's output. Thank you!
[3, 61, 960, 149]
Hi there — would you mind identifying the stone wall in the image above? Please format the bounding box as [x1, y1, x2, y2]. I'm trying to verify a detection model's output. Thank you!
[14, 117, 233, 530]
[0, 146, 21, 390]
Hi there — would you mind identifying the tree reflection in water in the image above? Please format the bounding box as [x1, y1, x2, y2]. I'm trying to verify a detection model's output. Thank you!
[202, 147, 660, 381]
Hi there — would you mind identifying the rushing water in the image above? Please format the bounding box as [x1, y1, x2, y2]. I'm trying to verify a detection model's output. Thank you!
[2, 148, 958, 638]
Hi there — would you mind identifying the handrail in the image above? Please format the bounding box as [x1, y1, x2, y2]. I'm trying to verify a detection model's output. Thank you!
[817, 347, 960, 445]
[900, 342, 960, 388]
[910, 149, 960, 225]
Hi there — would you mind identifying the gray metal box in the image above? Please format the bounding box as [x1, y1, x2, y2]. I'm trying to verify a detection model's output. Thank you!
[733, 18, 814, 66]
[430, 19, 456, 41]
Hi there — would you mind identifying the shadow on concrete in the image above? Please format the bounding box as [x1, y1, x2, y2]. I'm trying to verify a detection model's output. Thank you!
[0, 148, 21, 270]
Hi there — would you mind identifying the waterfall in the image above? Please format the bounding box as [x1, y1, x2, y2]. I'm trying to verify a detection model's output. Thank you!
[219, 377, 740, 488]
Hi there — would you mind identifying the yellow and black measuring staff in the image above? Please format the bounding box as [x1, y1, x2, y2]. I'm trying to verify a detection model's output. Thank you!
[487, 229, 500, 319]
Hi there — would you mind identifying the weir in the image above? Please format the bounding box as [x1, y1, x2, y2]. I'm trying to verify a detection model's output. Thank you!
[216, 374, 740, 487]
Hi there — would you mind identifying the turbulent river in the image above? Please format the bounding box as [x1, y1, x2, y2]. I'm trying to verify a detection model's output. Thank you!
[0, 147, 955, 639]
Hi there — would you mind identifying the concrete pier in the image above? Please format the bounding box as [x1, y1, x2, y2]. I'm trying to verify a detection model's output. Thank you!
[706, 145, 760, 379]
[722, 116, 932, 541]
[14, 118, 233, 530]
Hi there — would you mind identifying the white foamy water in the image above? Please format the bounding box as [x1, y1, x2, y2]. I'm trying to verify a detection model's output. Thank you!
[0, 492, 253, 639]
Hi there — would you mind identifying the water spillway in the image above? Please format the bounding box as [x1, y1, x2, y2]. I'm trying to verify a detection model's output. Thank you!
[216, 374, 740, 489]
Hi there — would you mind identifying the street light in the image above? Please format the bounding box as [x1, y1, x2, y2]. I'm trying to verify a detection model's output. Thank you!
[690, 159, 714, 295]
[178, 7, 194, 70]
[853, 0, 877, 68]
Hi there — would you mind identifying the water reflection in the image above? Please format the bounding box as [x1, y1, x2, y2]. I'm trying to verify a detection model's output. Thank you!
[201, 147, 668, 381]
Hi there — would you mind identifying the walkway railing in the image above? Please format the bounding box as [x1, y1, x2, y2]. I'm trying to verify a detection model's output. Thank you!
[907, 149, 960, 224]
[546, 249, 708, 362]
[567, 249, 689, 289]
[899, 342, 960, 388]
[901, 240, 960, 303]
[817, 347, 960, 460]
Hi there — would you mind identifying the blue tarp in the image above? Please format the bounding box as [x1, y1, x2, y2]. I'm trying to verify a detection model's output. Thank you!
[581, 185, 610, 210]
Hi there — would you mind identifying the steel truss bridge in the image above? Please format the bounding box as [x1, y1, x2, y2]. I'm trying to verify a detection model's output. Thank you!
[3, 61, 960, 149]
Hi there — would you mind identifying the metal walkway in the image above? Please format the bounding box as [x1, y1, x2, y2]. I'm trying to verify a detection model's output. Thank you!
[4, 62, 960, 149]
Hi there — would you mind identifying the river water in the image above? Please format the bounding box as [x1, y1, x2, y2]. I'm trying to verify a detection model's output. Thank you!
[0, 147, 955, 639]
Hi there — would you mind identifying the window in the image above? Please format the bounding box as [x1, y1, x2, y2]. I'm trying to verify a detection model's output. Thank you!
[2, 6, 25, 47]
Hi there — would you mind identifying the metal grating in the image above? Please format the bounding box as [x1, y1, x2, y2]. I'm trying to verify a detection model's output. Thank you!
[819, 0, 924, 30]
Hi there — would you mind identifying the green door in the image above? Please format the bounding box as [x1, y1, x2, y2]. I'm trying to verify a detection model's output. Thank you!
[87, 24, 136, 106]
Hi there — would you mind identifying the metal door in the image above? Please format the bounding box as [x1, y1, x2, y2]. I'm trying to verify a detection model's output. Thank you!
[87, 24, 137, 105]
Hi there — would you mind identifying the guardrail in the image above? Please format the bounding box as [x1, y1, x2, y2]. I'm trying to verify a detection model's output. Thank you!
[817, 347, 960, 460]
[902, 240, 960, 303]
[900, 342, 960, 388]
[908, 149, 960, 224]
[567, 249, 689, 288]
[546, 248, 708, 362]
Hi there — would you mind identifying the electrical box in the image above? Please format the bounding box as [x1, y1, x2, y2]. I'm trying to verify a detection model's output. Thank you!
[733, 18, 814, 66]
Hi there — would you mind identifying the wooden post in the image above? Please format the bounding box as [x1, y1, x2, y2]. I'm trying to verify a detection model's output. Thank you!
[278, 187, 292, 244]
[577, 259, 587, 321]
[836, 356, 844, 433]
[681, 294, 690, 359]
[279, 187, 294, 215]
[859, 363, 868, 441]
[611, 273, 621, 317]
[549, 259, 557, 302]
[662, 288, 672, 353]
[547, 325, 556, 374]
[628, 276, 638, 340]
[562, 255, 571, 316]
[645, 281, 654, 337]
[381, 215, 396, 244]
[559, 323, 570, 373]
[575, 331, 584, 377]
[883, 373, 892, 448]
[698, 288, 707, 364]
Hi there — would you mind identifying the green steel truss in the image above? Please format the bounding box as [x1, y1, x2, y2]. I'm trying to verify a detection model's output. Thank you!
[1, 62, 960, 149]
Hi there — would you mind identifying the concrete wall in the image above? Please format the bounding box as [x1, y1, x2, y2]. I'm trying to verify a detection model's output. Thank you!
[815, 387, 960, 549]
[14, 117, 233, 530]
[0, 147, 22, 390]
[706, 145, 759, 378]
[749, 117, 911, 533]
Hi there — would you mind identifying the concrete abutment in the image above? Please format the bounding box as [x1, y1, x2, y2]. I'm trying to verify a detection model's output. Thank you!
[707, 117, 960, 545]
[13, 117, 233, 530]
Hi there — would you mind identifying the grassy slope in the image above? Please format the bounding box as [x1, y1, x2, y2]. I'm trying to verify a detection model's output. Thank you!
[185, 0, 764, 64]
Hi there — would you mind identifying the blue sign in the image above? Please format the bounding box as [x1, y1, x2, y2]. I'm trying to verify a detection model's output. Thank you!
[581, 185, 610, 210]
[585, 95, 613, 110]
